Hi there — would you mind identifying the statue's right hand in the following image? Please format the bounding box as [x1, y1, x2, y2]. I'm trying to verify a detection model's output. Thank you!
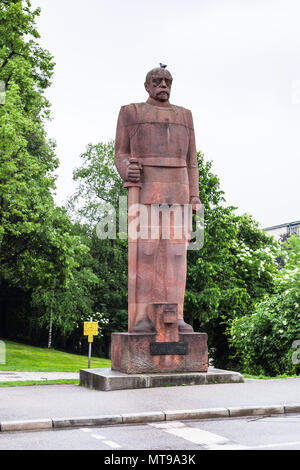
[126, 163, 141, 183]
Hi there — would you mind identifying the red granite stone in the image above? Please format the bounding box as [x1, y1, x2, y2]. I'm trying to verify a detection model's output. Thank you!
[111, 66, 208, 375]
[111, 331, 208, 374]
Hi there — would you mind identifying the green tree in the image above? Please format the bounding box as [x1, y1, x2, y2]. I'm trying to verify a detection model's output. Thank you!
[0, 1, 89, 339]
[68, 140, 126, 223]
[31, 223, 99, 349]
[185, 153, 278, 368]
[68, 142, 128, 353]
[230, 235, 300, 376]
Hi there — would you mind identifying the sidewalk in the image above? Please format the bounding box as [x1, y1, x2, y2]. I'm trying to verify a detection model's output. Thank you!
[0, 371, 78, 382]
[1, 374, 300, 422]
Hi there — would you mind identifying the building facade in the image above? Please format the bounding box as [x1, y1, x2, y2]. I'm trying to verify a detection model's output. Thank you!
[264, 220, 300, 240]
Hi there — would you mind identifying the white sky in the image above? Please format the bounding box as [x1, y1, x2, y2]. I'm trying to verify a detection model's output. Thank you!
[31, 0, 300, 228]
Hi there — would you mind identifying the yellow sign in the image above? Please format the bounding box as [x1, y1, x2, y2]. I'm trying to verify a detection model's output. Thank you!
[84, 322, 98, 343]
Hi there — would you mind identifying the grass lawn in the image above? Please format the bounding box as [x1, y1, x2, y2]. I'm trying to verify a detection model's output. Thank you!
[0, 340, 111, 372]
[243, 373, 298, 380]
[0, 379, 79, 387]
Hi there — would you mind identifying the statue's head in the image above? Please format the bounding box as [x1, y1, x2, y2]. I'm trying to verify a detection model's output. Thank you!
[145, 65, 173, 103]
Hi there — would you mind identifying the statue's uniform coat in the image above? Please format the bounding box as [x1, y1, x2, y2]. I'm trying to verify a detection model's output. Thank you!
[115, 102, 199, 204]
[115, 102, 199, 331]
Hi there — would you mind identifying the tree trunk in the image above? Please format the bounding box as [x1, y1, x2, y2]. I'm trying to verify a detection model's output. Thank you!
[47, 309, 53, 349]
[47, 280, 56, 349]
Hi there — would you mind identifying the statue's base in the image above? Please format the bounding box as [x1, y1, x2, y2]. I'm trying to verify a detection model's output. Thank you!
[111, 332, 208, 374]
[79, 332, 243, 391]
[79, 367, 244, 391]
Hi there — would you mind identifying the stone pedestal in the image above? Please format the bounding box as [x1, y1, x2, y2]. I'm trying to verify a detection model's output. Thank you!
[111, 332, 208, 374]
[79, 367, 244, 391]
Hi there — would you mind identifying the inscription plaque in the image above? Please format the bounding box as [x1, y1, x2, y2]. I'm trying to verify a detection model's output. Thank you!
[150, 341, 188, 356]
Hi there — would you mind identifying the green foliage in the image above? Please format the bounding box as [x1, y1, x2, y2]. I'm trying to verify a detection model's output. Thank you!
[0, 1, 55, 91]
[32, 256, 99, 337]
[185, 153, 278, 368]
[69, 141, 126, 223]
[68, 145, 279, 367]
[87, 232, 128, 348]
[0, 1, 93, 347]
[0, 0, 81, 292]
[68, 144, 129, 348]
[230, 235, 300, 376]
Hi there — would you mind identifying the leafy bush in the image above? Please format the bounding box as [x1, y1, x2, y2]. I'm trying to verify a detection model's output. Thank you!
[186, 155, 279, 368]
[230, 236, 300, 376]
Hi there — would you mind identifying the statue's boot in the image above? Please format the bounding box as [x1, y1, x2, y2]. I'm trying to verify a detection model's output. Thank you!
[132, 316, 157, 334]
[178, 318, 194, 332]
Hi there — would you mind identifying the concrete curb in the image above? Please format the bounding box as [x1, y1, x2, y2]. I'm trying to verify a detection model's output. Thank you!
[1, 404, 299, 433]
[52, 415, 122, 429]
[122, 412, 165, 424]
[0, 419, 52, 432]
[228, 405, 284, 417]
[164, 407, 229, 421]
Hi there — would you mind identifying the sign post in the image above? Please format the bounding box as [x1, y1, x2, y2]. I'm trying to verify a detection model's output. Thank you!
[83, 318, 98, 369]
[88, 342, 92, 369]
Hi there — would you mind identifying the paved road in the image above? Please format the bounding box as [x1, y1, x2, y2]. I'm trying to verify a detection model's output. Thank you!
[1, 414, 300, 451]
[1, 378, 300, 422]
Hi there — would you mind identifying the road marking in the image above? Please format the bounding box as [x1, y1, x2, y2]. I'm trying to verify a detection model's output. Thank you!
[151, 422, 186, 429]
[91, 433, 105, 440]
[252, 441, 300, 449]
[104, 440, 121, 449]
[79, 428, 121, 448]
[150, 421, 247, 450]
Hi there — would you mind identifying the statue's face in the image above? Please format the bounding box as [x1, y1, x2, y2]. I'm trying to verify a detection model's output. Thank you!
[145, 71, 173, 102]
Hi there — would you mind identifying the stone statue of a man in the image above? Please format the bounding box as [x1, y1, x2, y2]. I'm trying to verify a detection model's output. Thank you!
[115, 65, 201, 336]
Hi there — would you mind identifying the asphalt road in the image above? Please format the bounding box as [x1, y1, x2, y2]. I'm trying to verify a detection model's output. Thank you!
[1, 414, 300, 451]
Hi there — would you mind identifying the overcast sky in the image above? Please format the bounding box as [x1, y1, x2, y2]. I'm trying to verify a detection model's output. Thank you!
[31, 0, 300, 228]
